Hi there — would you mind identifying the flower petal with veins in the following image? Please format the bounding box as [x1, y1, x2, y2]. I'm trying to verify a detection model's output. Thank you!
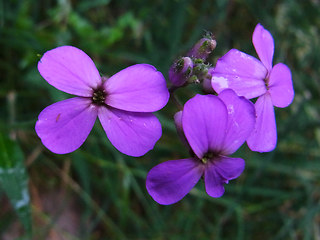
[98, 107, 162, 157]
[247, 93, 277, 152]
[146, 158, 204, 205]
[35, 97, 97, 154]
[104, 64, 169, 112]
[212, 49, 267, 99]
[38, 46, 101, 97]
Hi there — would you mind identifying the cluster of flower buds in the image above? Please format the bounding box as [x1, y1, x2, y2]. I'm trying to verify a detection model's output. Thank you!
[169, 34, 217, 92]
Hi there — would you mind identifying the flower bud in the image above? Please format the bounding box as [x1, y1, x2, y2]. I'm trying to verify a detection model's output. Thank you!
[169, 57, 193, 87]
[174, 111, 189, 148]
[187, 36, 217, 60]
[202, 67, 215, 93]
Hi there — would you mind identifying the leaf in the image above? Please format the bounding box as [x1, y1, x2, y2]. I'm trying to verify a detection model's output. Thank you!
[0, 133, 32, 237]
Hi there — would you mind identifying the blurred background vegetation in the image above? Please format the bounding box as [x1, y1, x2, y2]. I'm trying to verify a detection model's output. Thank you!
[0, 0, 319, 239]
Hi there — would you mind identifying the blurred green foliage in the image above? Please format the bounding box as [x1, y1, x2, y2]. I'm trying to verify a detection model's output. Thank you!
[0, 0, 319, 239]
[0, 133, 31, 237]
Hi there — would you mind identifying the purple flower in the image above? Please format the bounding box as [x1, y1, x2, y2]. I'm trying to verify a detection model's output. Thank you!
[35, 46, 169, 157]
[211, 23, 294, 152]
[146, 89, 255, 205]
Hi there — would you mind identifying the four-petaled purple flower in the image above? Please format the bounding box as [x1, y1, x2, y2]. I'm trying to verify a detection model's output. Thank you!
[35, 46, 169, 157]
[146, 89, 255, 205]
[211, 23, 294, 152]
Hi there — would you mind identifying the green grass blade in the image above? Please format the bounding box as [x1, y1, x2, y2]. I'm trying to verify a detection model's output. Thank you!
[0, 133, 32, 237]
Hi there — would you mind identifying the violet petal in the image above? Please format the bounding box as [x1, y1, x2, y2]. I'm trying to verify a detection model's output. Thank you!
[252, 23, 274, 72]
[182, 94, 228, 159]
[35, 97, 98, 154]
[268, 63, 294, 108]
[98, 107, 162, 157]
[247, 93, 277, 152]
[38, 46, 101, 97]
[213, 156, 245, 180]
[205, 156, 245, 198]
[211, 49, 267, 99]
[146, 158, 204, 205]
[104, 64, 169, 112]
[204, 162, 225, 198]
[218, 89, 256, 155]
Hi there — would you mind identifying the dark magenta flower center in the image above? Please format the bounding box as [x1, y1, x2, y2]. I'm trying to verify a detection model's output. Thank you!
[201, 152, 218, 164]
[92, 87, 106, 106]
[264, 72, 271, 90]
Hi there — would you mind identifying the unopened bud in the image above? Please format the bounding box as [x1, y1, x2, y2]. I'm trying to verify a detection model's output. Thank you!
[174, 111, 183, 134]
[188, 36, 217, 60]
[202, 67, 215, 93]
[169, 57, 193, 87]
[174, 111, 189, 148]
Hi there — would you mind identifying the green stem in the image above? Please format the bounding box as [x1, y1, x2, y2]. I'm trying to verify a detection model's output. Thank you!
[169, 85, 183, 110]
